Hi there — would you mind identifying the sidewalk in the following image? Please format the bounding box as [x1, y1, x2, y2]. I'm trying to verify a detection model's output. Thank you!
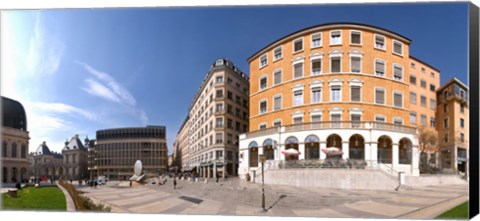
[77, 177, 469, 219]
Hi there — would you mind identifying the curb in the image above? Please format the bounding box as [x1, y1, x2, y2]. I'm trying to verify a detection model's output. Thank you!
[56, 182, 76, 212]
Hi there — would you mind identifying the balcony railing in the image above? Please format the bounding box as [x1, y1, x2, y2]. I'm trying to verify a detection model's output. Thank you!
[245, 121, 417, 139]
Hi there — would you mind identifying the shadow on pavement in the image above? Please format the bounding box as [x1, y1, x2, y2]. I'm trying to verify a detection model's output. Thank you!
[265, 194, 287, 211]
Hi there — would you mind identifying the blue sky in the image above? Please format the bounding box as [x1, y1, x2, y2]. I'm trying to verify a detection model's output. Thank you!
[1, 2, 469, 154]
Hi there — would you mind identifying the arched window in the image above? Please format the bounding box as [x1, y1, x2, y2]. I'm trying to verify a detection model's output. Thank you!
[11, 142, 17, 158]
[262, 139, 274, 160]
[248, 141, 259, 167]
[399, 138, 412, 164]
[2, 141, 6, 157]
[21, 144, 27, 158]
[305, 135, 320, 159]
[377, 135, 392, 164]
[349, 134, 365, 160]
[326, 134, 342, 148]
[285, 137, 299, 161]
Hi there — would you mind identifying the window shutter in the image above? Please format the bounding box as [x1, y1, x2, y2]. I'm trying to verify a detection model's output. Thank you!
[375, 60, 384, 73]
[351, 86, 361, 101]
[376, 89, 384, 104]
[294, 63, 303, 78]
[331, 58, 340, 72]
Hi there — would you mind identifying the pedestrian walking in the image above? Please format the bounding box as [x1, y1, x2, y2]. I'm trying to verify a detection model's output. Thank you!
[173, 178, 177, 190]
[129, 180, 132, 188]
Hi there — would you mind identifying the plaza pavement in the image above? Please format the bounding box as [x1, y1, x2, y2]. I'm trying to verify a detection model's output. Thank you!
[77, 177, 468, 219]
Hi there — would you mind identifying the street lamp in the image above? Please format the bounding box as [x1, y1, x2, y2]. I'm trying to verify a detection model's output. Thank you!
[259, 154, 266, 212]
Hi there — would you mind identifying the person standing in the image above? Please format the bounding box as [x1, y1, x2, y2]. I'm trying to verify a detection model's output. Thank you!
[129, 180, 132, 188]
[173, 177, 177, 190]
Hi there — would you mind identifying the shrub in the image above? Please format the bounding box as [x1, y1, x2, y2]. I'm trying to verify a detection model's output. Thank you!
[58, 180, 111, 212]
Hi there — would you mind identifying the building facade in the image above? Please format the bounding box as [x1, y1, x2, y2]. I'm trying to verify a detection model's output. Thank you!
[2, 96, 30, 183]
[30, 134, 90, 180]
[88, 126, 168, 180]
[435, 78, 469, 175]
[174, 58, 249, 179]
[173, 116, 189, 170]
[239, 22, 444, 178]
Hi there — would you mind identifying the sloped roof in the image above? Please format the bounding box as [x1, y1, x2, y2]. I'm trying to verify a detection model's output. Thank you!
[35, 142, 52, 155]
[63, 134, 86, 151]
[2, 96, 27, 131]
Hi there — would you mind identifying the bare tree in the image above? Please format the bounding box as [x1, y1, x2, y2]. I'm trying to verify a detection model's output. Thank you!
[417, 126, 440, 173]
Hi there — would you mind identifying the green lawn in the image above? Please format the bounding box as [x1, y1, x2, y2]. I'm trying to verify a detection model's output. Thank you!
[436, 201, 468, 219]
[2, 186, 66, 211]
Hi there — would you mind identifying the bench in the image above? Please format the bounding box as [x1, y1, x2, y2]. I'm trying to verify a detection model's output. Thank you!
[7, 189, 17, 197]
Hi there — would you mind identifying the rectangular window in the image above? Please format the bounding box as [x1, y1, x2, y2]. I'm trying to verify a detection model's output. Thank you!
[260, 54, 267, 67]
[274, 69, 282, 85]
[410, 112, 417, 124]
[430, 99, 436, 110]
[216, 76, 223, 83]
[430, 84, 436, 92]
[331, 57, 341, 73]
[273, 120, 282, 127]
[393, 64, 403, 81]
[410, 62, 416, 68]
[421, 67, 426, 73]
[294, 62, 303, 78]
[431, 72, 435, 78]
[330, 30, 342, 45]
[375, 115, 386, 122]
[215, 133, 223, 144]
[294, 90, 303, 106]
[393, 41, 403, 55]
[331, 86, 341, 102]
[351, 114, 361, 128]
[443, 118, 448, 128]
[311, 33, 322, 48]
[216, 89, 223, 98]
[260, 101, 267, 114]
[374, 35, 385, 50]
[394, 118, 403, 125]
[409, 75, 416, 85]
[274, 47, 282, 61]
[293, 116, 303, 124]
[430, 117, 435, 128]
[375, 88, 385, 104]
[312, 59, 322, 75]
[227, 119, 233, 129]
[260, 77, 267, 90]
[351, 86, 361, 102]
[350, 31, 361, 45]
[444, 104, 447, 113]
[420, 96, 427, 107]
[375, 59, 385, 76]
[350, 57, 361, 73]
[259, 123, 267, 130]
[227, 91, 233, 99]
[216, 118, 223, 128]
[444, 133, 448, 143]
[274, 96, 282, 111]
[331, 114, 342, 128]
[410, 92, 417, 104]
[460, 133, 465, 143]
[311, 87, 322, 103]
[394, 92, 403, 107]
[460, 104, 464, 113]
[420, 80, 427, 88]
[421, 114, 427, 126]
[311, 115, 321, 122]
[294, 38, 303, 52]
[460, 118, 464, 128]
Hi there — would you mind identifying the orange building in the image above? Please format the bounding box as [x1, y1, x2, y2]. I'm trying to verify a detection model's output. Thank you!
[239, 22, 441, 178]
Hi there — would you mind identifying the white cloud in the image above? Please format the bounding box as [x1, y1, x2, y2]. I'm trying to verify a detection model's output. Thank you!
[76, 60, 149, 125]
[29, 101, 99, 122]
[25, 12, 65, 76]
[81, 78, 122, 104]
[76, 60, 136, 106]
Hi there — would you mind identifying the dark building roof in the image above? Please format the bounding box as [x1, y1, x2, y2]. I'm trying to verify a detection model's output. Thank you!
[2, 96, 27, 131]
[63, 134, 87, 151]
[35, 141, 52, 155]
[96, 126, 166, 140]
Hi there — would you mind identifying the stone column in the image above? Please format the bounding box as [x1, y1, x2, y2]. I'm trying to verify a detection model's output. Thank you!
[371, 142, 378, 168]
[392, 143, 399, 170]
[364, 142, 371, 161]
[319, 141, 327, 159]
[223, 165, 226, 178]
[213, 162, 217, 179]
[207, 165, 211, 178]
[411, 146, 420, 176]
[342, 141, 349, 159]
[299, 143, 305, 160]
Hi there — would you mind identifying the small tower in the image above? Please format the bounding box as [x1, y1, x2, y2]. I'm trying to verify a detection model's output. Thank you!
[84, 135, 90, 148]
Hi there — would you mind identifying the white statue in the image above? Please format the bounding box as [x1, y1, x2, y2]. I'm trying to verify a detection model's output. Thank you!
[129, 160, 145, 181]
